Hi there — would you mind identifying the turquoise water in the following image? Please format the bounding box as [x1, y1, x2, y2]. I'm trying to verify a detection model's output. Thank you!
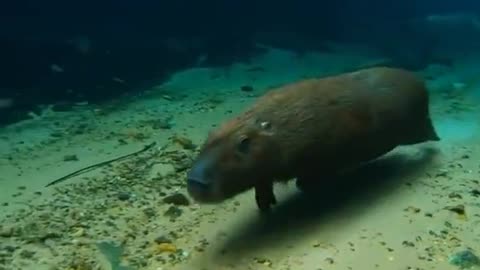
[1, 4, 480, 269]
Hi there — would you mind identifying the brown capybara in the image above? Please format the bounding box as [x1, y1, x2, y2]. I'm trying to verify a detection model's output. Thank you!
[186, 67, 440, 212]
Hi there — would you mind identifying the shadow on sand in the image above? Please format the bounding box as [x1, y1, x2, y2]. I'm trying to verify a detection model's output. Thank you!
[212, 146, 440, 260]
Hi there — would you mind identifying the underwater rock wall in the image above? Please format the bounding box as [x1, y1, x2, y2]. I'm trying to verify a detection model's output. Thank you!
[0, 0, 477, 125]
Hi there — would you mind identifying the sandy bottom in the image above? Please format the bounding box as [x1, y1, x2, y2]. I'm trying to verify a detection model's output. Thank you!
[1, 46, 480, 270]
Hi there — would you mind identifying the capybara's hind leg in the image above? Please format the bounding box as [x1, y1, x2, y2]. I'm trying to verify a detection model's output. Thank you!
[255, 182, 277, 212]
[296, 172, 334, 193]
[296, 176, 320, 193]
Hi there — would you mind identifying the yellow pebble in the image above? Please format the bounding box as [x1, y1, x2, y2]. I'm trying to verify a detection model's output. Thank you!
[71, 227, 85, 237]
[156, 243, 177, 253]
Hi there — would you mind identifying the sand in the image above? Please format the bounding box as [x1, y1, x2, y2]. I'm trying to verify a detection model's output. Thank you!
[0, 45, 479, 270]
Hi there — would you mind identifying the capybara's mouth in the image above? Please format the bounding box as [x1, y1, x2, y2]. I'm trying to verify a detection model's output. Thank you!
[187, 155, 228, 203]
[186, 179, 226, 204]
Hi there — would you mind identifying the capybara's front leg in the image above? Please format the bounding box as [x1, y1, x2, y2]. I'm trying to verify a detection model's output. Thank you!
[255, 182, 277, 212]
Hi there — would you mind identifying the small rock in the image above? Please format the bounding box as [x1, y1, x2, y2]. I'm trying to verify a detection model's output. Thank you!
[150, 163, 176, 178]
[240, 85, 254, 92]
[19, 249, 35, 259]
[449, 192, 462, 199]
[155, 243, 177, 253]
[63, 154, 79, 162]
[470, 189, 480, 197]
[71, 228, 85, 238]
[162, 95, 173, 101]
[325, 257, 334, 264]
[162, 193, 190, 206]
[254, 257, 272, 266]
[164, 206, 182, 219]
[435, 170, 449, 177]
[0, 226, 13, 237]
[151, 118, 173, 130]
[404, 206, 421, 213]
[117, 192, 131, 201]
[143, 207, 156, 218]
[402, 241, 415, 247]
[445, 204, 465, 216]
[154, 236, 172, 244]
[118, 139, 128, 145]
[172, 135, 196, 150]
[71, 123, 89, 135]
[174, 160, 192, 172]
[3, 245, 17, 252]
[50, 132, 63, 138]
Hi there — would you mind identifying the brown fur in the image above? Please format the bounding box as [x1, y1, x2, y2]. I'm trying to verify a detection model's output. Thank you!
[186, 67, 439, 211]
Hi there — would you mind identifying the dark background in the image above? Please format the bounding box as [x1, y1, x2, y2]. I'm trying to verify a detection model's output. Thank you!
[1, 0, 479, 124]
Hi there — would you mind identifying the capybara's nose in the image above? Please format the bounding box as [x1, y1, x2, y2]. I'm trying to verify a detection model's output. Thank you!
[187, 176, 210, 189]
[187, 157, 212, 189]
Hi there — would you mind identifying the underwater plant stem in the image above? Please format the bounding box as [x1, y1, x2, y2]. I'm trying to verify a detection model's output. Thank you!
[45, 142, 157, 187]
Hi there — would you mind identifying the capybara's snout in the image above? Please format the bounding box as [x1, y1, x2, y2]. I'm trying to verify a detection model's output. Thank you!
[186, 154, 222, 203]
[187, 155, 213, 188]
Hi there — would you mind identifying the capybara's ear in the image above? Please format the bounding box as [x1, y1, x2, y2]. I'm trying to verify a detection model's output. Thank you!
[253, 118, 275, 137]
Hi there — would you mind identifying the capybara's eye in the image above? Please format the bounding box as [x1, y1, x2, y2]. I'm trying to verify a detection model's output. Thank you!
[236, 136, 251, 154]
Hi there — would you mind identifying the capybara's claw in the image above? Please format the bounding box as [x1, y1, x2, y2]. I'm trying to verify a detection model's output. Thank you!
[295, 177, 308, 192]
[296, 174, 327, 193]
[255, 183, 276, 212]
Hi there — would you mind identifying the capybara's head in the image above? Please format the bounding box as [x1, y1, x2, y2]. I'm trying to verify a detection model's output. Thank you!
[186, 116, 280, 203]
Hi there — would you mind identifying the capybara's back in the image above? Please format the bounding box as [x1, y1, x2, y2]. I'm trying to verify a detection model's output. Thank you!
[186, 67, 439, 211]
[275, 66, 440, 175]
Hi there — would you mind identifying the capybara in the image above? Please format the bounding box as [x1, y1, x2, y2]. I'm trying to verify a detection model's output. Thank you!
[186, 67, 440, 212]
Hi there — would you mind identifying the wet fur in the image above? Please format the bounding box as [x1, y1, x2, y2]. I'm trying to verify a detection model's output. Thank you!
[186, 67, 439, 211]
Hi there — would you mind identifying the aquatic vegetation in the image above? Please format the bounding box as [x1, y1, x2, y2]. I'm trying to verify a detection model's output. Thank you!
[96, 241, 133, 270]
[448, 249, 480, 269]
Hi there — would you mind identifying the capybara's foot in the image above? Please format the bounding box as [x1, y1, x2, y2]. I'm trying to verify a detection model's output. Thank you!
[296, 175, 324, 193]
[255, 183, 277, 212]
[295, 177, 307, 192]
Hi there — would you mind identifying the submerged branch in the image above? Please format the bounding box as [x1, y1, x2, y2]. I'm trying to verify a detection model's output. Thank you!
[45, 142, 157, 187]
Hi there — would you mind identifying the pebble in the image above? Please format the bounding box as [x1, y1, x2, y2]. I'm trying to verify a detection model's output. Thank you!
[470, 189, 480, 197]
[63, 154, 79, 162]
[445, 204, 465, 216]
[162, 193, 190, 206]
[324, 257, 334, 264]
[155, 243, 177, 253]
[154, 236, 172, 244]
[19, 250, 35, 259]
[117, 192, 131, 201]
[2, 246, 17, 253]
[164, 206, 183, 219]
[143, 207, 156, 218]
[240, 85, 254, 92]
[0, 226, 13, 238]
[151, 118, 173, 130]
